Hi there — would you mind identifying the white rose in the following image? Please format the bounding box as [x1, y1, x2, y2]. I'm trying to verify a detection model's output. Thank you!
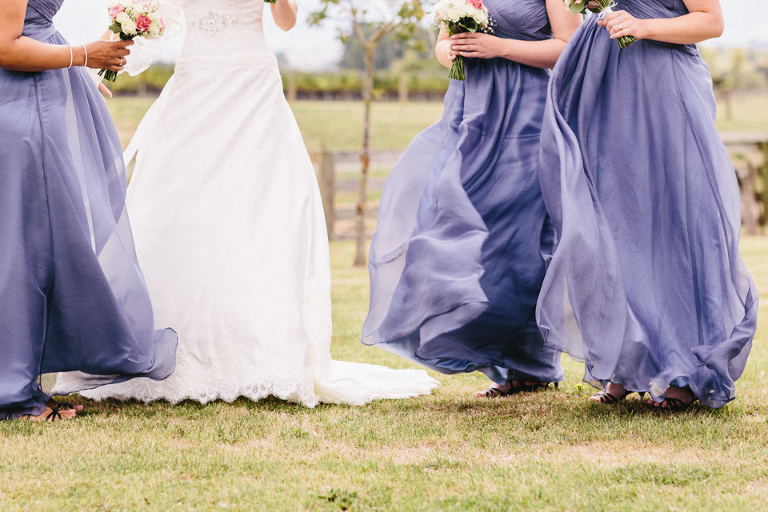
[460, 4, 474, 16]
[121, 17, 137, 35]
[147, 21, 161, 37]
[444, 7, 460, 21]
[115, 12, 132, 25]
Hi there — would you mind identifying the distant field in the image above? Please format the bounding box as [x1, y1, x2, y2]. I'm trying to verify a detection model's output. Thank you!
[108, 92, 768, 153]
[107, 97, 446, 152]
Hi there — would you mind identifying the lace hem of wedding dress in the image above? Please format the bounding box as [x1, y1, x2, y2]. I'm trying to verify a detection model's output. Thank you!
[74, 361, 440, 408]
[80, 376, 318, 407]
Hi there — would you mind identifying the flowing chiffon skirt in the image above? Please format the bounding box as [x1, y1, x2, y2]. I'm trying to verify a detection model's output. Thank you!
[536, 0, 758, 407]
[363, 54, 563, 386]
[0, 2, 177, 419]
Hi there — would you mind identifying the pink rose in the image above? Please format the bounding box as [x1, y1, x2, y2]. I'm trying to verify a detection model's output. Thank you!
[108, 4, 125, 18]
[469, 0, 483, 8]
[135, 15, 152, 32]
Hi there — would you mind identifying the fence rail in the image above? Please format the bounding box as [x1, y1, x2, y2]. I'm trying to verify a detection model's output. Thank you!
[311, 133, 768, 240]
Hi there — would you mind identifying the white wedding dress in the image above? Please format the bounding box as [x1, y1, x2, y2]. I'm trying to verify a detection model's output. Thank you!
[53, 0, 438, 407]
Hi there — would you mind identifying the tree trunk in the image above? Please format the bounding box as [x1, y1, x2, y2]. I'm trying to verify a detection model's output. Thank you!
[761, 141, 768, 231]
[399, 74, 409, 103]
[354, 45, 375, 266]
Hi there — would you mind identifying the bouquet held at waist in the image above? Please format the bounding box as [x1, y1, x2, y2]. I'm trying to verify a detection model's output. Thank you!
[100, 0, 167, 82]
[433, 0, 490, 81]
[565, 0, 636, 49]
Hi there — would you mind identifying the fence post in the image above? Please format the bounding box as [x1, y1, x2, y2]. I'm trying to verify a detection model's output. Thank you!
[738, 162, 759, 235]
[287, 71, 297, 103]
[319, 148, 336, 240]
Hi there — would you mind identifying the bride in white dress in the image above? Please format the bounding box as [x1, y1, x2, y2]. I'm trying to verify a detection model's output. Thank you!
[54, 0, 438, 407]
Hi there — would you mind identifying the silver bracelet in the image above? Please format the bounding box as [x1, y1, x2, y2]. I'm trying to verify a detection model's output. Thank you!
[80, 44, 88, 68]
[66, 45, 73, 68]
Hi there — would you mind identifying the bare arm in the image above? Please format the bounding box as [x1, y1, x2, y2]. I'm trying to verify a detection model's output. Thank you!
[598, 0, 723, 44]
[271, 0, 298, 32]
[435, 0, 581, 70]
[0, 0, 132, 72]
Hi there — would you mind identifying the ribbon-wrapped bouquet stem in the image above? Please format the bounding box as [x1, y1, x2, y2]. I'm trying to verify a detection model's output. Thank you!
[433, 0, 490, 81]
[101, 0, 167, 82]
[565, 0, 636, 49]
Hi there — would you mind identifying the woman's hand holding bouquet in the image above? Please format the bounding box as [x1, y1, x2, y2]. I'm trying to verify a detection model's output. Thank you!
[433, 0, 490, 80]
[565, 0, 636, 49]
[101, 0, 167, 82]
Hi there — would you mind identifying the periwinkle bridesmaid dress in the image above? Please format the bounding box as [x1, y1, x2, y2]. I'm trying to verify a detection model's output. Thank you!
[537, 0, 757, 407]
[363, 0, 564, 386]
[0, 0, 177, 420]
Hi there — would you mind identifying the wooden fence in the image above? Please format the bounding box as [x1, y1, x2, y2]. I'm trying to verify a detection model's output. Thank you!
[722, 132, 768, 235]
[311, 133, 768, 240]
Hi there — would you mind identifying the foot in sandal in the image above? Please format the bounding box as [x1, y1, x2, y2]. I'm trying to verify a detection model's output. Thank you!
[22, 405, 78, 422]
[476, 380, 552, 397]
[589, 382, 633, 404]
[647, 386, 697, 411]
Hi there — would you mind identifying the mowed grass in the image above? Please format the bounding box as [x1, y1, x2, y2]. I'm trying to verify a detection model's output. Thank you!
[2, 238, 768, 511]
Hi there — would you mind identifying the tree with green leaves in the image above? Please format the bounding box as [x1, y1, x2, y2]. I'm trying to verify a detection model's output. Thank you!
[309, 0, 426, 266]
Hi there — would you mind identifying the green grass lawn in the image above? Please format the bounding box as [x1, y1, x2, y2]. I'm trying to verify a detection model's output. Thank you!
[2, 237, 768, 511]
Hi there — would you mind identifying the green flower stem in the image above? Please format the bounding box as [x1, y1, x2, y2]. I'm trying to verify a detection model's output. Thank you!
[448, 55, 465, 81]
[618, 35, 636, 49]
[98, 68, 118, 82]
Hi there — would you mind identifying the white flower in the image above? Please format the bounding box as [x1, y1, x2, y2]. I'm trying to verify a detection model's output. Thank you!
[147, 21, 161, 37]
[115, 12, 132, 25]
[473, 10, 488, 26]
[121, 17, 137, 35]
[444, 7, 460, 21]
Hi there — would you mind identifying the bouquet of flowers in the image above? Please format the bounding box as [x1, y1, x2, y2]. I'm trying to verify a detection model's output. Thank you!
[433, 0, 490, 81]
[565, 0, 635, 49]
[101, 1, 167, 82]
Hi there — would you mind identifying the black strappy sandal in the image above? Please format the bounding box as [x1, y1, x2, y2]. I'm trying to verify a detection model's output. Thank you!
[476, 381, 555, 398]
[589, 388, 635, 404]
[44, 407, 63, 422]
[46, 399, 83, 412]
[653, 387, 698, 411]
[20, 406, 64, 422]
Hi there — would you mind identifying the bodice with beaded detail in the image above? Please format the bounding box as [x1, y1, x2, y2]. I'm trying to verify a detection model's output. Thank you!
[175, 0, 273, 67]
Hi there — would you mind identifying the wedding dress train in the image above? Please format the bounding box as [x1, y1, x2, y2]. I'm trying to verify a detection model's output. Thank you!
[54, 0, 438, 406]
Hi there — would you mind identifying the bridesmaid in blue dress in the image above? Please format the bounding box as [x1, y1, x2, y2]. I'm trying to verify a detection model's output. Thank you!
[0, 0, 178, 421]
[537, 0, 757, 409]
[363, 0, 580, 396]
